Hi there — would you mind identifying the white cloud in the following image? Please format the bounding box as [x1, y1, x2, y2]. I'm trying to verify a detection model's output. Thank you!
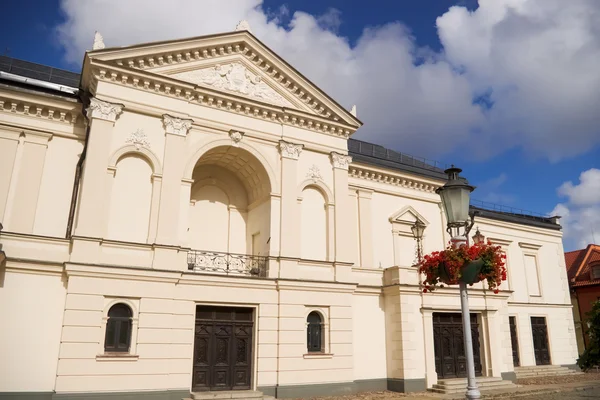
[437, 0, 600, 161]
[55, 0, 600, 161]
[551, 168, 600, 249]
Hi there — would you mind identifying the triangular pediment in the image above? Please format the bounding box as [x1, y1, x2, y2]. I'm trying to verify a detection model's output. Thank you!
[389, 206, 430, 226]
[83, 31, 361, 128]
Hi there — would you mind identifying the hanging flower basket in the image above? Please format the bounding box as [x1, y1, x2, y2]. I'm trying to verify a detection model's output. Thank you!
[461, 259, 484, 285]
[418, 240, 506, 293]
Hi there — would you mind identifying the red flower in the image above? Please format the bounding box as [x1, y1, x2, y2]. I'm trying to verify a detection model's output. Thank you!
[416, 240, 507, 293]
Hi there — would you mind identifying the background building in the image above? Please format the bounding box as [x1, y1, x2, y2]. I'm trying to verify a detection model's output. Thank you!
[566, 244, 600, 354]
[0, 27, 578, 399]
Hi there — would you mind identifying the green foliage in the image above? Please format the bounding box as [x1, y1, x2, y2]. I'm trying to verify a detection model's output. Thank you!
[577, 300, 600, 371]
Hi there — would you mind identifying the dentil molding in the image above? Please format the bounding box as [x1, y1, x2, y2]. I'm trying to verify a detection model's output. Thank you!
[279, 140, 303, 160]
[86, 98, 124, 122]
[330, 152, 352, 170]
[162, 114, 193, 136]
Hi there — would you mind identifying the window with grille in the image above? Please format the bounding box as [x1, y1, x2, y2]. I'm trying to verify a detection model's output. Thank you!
[307, 311, 323, 353]
[104, 303, 133, 353]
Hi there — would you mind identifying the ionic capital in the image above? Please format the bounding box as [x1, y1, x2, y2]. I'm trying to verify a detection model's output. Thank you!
[163, 114, 193, 136]
[86, 98, 123, 122]
[330, 152, 352, 170]
[279, 140, 303, 160]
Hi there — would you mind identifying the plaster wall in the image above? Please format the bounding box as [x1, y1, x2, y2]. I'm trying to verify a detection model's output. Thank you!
[0, 268, 66, 392]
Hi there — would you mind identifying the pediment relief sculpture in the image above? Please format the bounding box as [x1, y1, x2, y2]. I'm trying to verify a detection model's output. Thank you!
[171, 63, 294, 108]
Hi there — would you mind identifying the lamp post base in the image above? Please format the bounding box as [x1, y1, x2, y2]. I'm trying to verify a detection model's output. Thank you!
[459, 281, 481, 400]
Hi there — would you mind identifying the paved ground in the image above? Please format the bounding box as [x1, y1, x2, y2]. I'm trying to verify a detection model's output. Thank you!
[522, 386, 600, 399]
[292, 372, 600, 400]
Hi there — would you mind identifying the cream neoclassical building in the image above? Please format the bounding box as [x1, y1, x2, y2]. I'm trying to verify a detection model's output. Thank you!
[0, 26, 578, 400]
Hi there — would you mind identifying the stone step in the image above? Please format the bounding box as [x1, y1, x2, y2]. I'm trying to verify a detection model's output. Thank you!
[516, 371, 583, 378]
[514, 365, 581, 379]
[438, 376, 503, 383]
[191, 391, 264, 400]
[515, 365, 569, 371]
[429, 378, 516, 394]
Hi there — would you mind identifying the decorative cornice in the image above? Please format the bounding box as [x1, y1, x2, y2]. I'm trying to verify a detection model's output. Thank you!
[229, 129, 244, 146]
[108, 41, 343, 123]
[126, 129, 150, 149]
[348, 165, 440, 194]
[90, 63, 354, 138]
[279, 140, 303, 160]
[519, 242, 543, 250]
[162, 114, 192, 136]
[86, 97, 124, 122]
[330, 152, 352, 170]
[0, 97, 82, 125]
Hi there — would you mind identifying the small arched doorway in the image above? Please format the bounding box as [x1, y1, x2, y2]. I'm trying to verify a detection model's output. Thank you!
[187, 145, 272, 276]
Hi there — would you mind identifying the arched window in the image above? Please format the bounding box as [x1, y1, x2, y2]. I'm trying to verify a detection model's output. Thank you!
[307, 312, 323, 353]
[104, 303, 133, 353]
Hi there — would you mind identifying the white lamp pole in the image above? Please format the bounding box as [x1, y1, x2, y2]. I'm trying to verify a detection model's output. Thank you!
[437, 167, 480, 400]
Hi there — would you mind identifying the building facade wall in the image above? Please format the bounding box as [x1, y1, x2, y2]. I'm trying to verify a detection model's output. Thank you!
[0, 32, 578, 398]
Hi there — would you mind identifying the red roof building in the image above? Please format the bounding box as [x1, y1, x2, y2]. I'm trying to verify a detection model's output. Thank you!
[566, 244, 600, 353]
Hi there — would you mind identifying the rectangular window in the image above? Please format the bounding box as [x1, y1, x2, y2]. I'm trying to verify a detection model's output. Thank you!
[524, 254, 541, 296]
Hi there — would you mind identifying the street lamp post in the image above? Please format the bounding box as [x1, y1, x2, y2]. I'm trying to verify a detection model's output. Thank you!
[436, 167, 480, 400]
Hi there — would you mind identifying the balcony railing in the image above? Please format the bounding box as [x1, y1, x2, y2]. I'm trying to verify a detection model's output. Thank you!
[187, 250, 268, 277]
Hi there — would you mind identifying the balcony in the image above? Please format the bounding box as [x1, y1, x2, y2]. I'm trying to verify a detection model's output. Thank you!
[187, 250, 268, 277]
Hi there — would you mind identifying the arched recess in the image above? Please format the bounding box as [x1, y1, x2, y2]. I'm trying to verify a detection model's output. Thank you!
[185, 144, 273, 262]
[297, 179, 334, 205]
[298, 184, 331, 261]
[106, 154, 155, 243]
[108, 145, 163, 175]
[184, 138, 278, 195]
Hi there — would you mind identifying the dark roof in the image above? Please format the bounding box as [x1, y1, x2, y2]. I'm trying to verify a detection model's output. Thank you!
[470, 205, 561, 230]
[0, 55, 80, 88]
[348, 139, 448, 180]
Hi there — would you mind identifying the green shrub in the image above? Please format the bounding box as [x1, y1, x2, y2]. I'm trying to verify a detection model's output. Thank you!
[577, 300, 600, 371]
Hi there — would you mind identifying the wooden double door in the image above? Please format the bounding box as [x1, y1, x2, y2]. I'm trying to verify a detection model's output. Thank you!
[531, 317, 551, 365]
[433, 312, 482, 379]
[192, 306, 254, 392]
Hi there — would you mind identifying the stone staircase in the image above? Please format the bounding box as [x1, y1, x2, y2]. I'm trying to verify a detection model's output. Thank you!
[184, 390, 265, 400]
[429, 376, 517, 394]
[515, 365, 582, 379]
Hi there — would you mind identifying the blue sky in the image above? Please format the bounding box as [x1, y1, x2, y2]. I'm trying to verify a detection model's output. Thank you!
[1, 0, 599, 250]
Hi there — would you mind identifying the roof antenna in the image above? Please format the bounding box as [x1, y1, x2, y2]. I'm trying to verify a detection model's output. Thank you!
[93, 31, 105, 50]
[592, 227, 597, 244]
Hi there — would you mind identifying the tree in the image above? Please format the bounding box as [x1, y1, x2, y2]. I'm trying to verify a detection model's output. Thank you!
[577, 300, 600, 371]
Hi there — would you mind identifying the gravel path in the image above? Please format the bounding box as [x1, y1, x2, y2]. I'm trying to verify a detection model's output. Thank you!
[517, 370, 600, 386]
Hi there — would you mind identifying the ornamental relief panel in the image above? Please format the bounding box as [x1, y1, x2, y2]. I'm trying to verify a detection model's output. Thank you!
[171, 63, 294, 107]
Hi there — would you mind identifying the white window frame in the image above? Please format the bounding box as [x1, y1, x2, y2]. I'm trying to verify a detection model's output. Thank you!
[97, 297, 140, 361]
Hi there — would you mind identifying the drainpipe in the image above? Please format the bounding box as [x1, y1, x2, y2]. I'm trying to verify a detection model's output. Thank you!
[65, 94, 91, 238]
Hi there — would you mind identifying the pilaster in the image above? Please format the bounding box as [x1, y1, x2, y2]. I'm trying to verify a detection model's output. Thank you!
[5, 131, 51, 233]
[357, 189, 374, 268]
[155, 115, 192, 248]
[278, 140, 303, 258]
[330, 152, 353, 264]
[74, 98, 123, 238]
